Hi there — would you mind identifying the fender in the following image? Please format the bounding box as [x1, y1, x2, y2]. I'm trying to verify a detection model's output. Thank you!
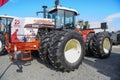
[81, 29, 95, 42]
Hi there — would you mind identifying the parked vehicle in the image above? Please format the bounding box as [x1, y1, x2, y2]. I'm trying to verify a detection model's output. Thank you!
[111, 31, 120, 45]
[0, 0, 112, 72]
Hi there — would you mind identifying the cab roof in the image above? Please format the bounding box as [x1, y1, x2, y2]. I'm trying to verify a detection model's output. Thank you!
[49, 6, 78, 15]
[0, 15, 15, 18]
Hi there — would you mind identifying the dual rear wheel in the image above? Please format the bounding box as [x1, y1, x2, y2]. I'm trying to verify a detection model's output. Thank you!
[85, 32, 112, 58]
[38, 30, 85, 72]
[38, 30, 112, 72]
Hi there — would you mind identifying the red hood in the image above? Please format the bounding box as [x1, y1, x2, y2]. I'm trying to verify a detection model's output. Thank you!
[0, 0, 8, 7]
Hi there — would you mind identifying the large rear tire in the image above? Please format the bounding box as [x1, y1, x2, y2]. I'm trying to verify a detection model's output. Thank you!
[92, 32, 112, 58]
[38, 31, 56, 63]
[85, 33, 95, 56]
[38, 34, 50, 63]
[48, 30, 85, 72]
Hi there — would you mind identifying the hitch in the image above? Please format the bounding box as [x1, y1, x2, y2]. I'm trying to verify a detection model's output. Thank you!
[21, 50, 32, 61]
[9, 45, 32, 61]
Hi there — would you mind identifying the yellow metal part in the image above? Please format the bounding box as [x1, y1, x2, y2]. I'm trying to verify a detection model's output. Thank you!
[103, 38, 110, 53]
[64, 39, 78, 52]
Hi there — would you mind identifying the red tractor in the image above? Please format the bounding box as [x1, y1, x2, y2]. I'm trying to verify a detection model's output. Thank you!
[0, 1, 112, 72]
[37, 5, 112, 71]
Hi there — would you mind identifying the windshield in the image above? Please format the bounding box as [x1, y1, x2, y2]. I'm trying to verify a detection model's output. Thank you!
[0, 17, 13, 32]
[49, 9, 75, 29]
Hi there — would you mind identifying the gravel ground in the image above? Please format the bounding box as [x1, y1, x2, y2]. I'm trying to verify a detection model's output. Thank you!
[0, 45, 120, 80]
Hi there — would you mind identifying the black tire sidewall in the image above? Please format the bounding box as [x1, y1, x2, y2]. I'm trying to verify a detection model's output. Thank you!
[58, 31, 85, 69]
[85, 33, 94, 54]
[96, 32, 112, 58]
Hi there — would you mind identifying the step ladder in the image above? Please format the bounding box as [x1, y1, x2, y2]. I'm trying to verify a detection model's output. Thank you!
[21, 50, 32, 61]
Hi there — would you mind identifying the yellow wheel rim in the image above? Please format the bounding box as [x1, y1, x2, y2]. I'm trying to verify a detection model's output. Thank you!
[103, 38, 111, 54]
[64, 39, 82, 63]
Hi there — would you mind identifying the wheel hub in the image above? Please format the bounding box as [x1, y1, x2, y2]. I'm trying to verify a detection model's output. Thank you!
[64, 39, 82, 63]
[103, 38, 111, 54]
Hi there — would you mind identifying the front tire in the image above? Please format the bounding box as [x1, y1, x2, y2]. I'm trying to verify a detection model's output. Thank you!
[38, 33, 50, 63]
[38, 31, 56, 63]
[48, 30, 85, 72]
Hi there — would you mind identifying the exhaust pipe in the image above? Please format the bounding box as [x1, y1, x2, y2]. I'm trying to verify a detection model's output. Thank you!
[42, 6, 47, 18]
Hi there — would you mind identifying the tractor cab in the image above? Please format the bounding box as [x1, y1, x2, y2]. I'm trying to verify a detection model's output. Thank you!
[0, 15, 13, 34]
[48, 6, 78, 29]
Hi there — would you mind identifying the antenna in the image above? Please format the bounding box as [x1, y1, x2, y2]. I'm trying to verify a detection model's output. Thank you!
[42, 6, 47, 18]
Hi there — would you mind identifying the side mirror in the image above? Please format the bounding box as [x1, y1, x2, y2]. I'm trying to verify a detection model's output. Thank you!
[101, 22, 108, 29]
